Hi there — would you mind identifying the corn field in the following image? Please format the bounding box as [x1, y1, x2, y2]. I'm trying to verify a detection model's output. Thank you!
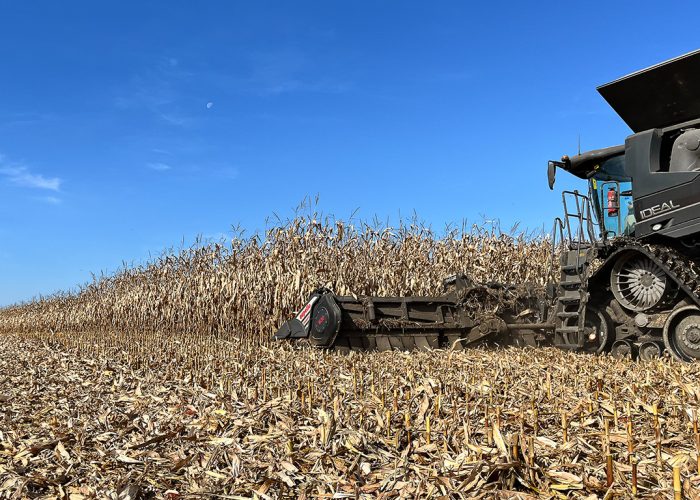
[1, 216, 700, 498]
[0, 215, 552, 340]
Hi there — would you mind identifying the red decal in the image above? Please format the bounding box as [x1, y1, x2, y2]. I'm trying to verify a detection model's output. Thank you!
[296, 303, 312, 321]
[295, 296, 318, 324]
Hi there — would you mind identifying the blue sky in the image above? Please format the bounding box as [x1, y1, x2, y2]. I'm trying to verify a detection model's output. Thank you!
[1, 1, 698, 305]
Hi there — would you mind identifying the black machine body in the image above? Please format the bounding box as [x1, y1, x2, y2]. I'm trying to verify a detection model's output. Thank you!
[545, 49, 700, 361]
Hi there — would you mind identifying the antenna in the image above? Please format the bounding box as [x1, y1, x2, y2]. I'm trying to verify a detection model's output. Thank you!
[578, 134, 581, 155]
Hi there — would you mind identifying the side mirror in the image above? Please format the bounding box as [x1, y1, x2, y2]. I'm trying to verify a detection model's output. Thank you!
[547, 161, 557, 190]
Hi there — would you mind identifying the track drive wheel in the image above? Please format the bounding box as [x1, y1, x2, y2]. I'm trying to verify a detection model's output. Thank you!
[610, 253, 669, 312]
[663, 306, 700, 362]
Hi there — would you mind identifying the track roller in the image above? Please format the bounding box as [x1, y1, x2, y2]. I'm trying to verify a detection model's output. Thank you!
[638, 341, 664, 361]
[611, 340, 636, 359]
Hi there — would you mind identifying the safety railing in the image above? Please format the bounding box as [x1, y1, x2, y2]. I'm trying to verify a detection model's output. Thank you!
[548, 217, 566, 291]
[551, 191, 600, 286]
[561, 190, 598, 248]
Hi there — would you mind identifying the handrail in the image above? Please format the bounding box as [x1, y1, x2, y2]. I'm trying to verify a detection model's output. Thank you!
[549, 217, 566, 286]
[560, 190, 601, 247]
[560, 190, 600, 285]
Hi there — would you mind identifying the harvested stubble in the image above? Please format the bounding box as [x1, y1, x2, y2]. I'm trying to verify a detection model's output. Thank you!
[2, 332, 700, 498]
[1, 216, 700, 498]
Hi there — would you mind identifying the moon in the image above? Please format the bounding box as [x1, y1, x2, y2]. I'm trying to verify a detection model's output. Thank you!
[206, 102, 214, 109]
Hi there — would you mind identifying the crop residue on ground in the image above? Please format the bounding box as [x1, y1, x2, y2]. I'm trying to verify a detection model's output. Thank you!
[1, 332, 700, 498]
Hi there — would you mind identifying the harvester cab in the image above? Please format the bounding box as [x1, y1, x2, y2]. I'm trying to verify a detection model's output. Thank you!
[549, 147, 633, 240]
[277, 49, 700, 362]
[549, 49, 700, 246]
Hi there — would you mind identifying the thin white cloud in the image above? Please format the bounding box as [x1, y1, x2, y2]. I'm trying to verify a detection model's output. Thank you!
[114, 57, 195, 128]
[151, 148, 173, 155]
[158, 112, 189, 126]
[147, 162, 172, 171]
[36, 196, 62, 205]
[0, 164, 62, 191]
[244, 49, 351, 96]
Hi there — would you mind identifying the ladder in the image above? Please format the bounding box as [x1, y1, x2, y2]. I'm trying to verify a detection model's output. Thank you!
[550, 191, 598, 349]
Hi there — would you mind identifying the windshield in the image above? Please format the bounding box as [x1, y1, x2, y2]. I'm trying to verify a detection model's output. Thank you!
[589, 156, 635, 237]
[591, 155, 629, 182]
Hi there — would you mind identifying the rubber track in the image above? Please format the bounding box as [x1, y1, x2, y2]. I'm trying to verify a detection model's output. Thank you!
[599, 241, 700, 308]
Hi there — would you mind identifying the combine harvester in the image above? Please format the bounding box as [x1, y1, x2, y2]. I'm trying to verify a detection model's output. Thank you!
[276, 50, 700, 362]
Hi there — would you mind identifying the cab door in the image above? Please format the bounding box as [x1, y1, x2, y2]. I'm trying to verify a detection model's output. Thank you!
[593, 179, 634, 238]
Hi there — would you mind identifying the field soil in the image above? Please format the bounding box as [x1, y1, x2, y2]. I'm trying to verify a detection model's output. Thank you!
[2, 332, 700, 498]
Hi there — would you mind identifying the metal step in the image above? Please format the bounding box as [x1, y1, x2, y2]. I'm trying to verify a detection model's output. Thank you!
[558, 296, 581, 305]
[560, 281, 582, 290]
[560, 275, 582, 283]
[561, 264, 586, 273]
[556, 311, 580, 319]
[556, 326, 581, 333]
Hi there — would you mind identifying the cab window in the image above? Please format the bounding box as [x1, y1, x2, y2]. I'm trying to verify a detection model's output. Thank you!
[589, 155, 634, 237]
